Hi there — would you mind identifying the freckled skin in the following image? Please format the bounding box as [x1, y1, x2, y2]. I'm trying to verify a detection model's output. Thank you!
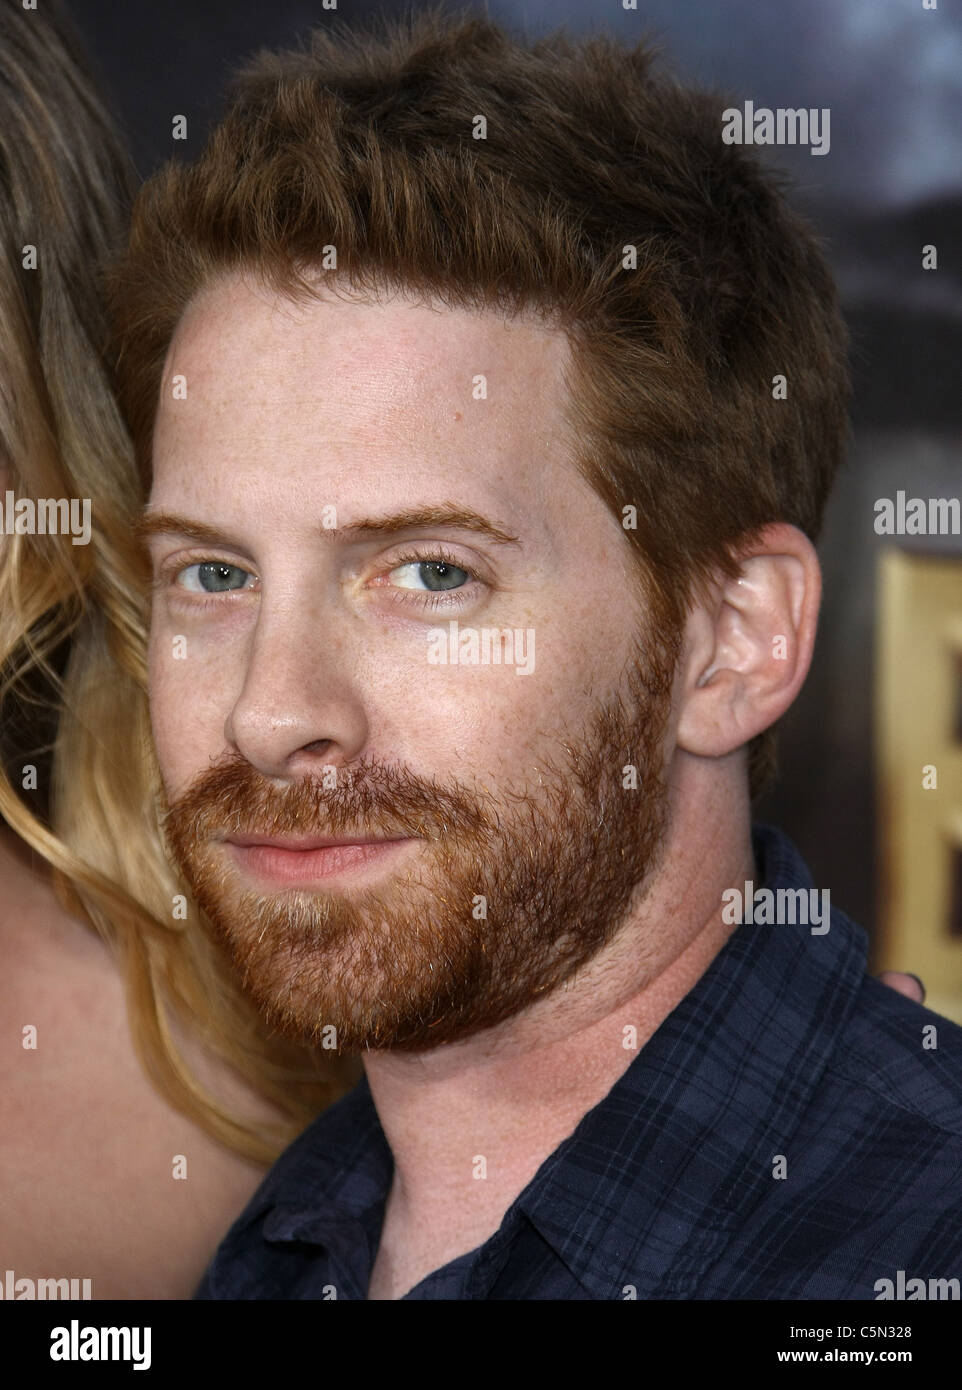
[148, 274, 635, 810]
[146, 272, 824, 1299]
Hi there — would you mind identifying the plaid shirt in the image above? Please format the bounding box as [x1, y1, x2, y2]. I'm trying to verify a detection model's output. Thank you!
[196, 824, 962, 1300]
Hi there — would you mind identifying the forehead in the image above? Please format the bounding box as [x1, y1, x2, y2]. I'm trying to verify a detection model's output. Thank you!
[154, 272, 573, 464]
[149, 272, 598, 548]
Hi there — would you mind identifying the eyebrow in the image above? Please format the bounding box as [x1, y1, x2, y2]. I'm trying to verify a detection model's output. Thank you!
[134, 504, 521, 550]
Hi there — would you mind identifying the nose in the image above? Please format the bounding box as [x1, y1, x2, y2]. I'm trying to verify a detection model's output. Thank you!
[224, 600, 369, 781]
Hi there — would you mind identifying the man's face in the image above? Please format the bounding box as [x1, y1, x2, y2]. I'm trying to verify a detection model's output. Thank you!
[145, 273, 681, 1053]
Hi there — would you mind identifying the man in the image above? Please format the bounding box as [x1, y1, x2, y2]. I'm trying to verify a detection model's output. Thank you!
[109, 10, 962, 1299]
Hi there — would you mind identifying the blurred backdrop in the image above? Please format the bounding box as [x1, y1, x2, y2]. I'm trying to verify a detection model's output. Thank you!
[64, 0, 962, 989]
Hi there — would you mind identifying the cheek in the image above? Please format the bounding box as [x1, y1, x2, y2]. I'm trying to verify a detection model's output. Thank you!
[147, 626, 227, 798]
[412, 662, 575, 776]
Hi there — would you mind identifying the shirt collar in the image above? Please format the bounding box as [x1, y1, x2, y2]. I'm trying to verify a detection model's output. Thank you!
[212, 823, 868, 1298]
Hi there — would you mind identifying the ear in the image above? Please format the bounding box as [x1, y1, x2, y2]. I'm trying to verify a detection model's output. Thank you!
[675, 522, 821, 758]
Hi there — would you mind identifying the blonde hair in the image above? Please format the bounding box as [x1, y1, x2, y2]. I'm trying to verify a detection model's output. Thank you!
[0, 0, 356, 1166]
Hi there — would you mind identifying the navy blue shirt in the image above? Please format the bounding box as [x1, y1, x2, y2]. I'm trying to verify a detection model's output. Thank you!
[196, 825, 962, 1299]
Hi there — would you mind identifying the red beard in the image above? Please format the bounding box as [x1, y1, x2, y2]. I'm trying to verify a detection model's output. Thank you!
[163, 638, 676, 1053]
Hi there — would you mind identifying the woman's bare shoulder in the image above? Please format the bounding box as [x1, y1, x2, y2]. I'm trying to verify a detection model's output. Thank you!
[0, 825, 277, 1298]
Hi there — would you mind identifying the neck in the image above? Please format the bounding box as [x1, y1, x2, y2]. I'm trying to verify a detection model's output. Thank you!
[363, 757, 754, 1282]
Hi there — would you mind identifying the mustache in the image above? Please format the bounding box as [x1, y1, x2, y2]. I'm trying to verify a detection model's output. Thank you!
[162, 750, 495, 846]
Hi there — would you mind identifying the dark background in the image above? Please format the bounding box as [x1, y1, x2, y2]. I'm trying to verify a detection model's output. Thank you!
[64, 0, 962, 943]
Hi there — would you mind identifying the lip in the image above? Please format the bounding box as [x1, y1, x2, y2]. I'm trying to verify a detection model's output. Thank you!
[224, 833, 406, 851]
[221, 833, 420, 886]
